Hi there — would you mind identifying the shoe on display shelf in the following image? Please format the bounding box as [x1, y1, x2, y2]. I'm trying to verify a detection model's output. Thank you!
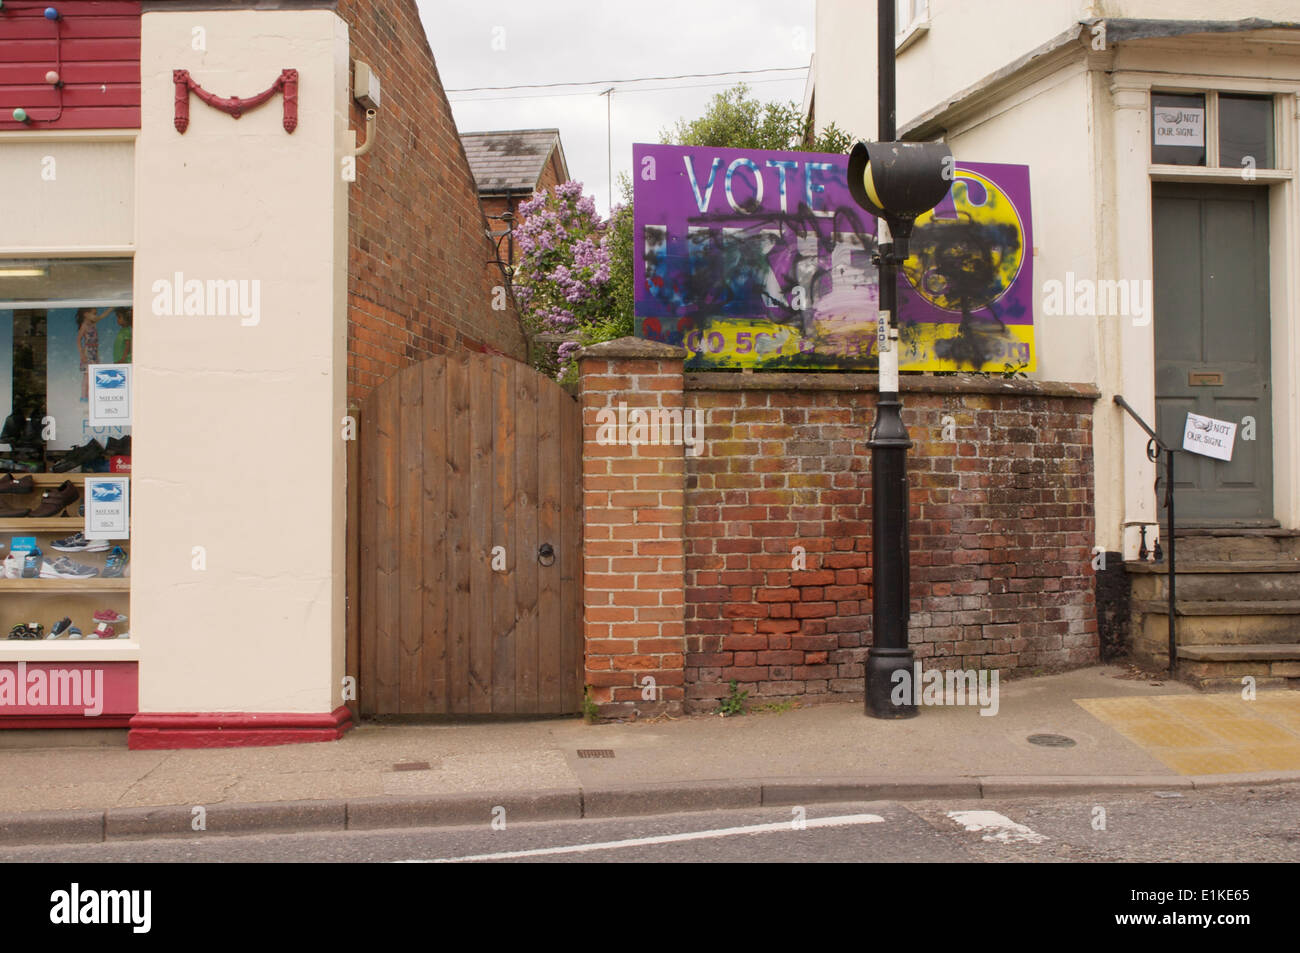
[51, 532, 109, 554]
[2, 551, 22, 579]
[93, 609, 127, 624]
[94, 623, 115, 639]
[46, 556, 99, 579]
[67, 626, 83, 640]
[0, 502, 30, 518]
[21, 547, 41, 578]
[102, 546, 129, 578]
[28, 480, 79, 518]
[8, 622, 42, 640]
[47, 617, 72, 639]
[51, 439, 105, 474]
[0, 474, 33, 494]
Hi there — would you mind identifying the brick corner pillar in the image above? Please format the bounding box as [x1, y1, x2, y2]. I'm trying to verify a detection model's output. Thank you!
[579, 336, 688, 719]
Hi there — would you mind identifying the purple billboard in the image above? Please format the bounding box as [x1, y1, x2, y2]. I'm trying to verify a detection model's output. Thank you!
[632, 142, 1035, 371]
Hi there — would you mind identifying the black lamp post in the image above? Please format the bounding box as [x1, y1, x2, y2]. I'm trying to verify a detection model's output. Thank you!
[847, 0, 953, 718]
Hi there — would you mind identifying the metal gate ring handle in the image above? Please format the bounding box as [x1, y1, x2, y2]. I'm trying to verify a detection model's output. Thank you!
[538, 543, 555, 567]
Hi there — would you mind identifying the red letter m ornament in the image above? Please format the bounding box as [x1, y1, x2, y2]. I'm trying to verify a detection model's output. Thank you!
[173, 69, 299, 134]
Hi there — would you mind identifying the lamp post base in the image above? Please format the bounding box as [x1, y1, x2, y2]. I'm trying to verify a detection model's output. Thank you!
[865, 646, 917, 718]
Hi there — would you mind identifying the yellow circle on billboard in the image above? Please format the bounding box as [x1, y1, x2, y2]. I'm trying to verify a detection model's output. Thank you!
[901, 170, 1026, 314]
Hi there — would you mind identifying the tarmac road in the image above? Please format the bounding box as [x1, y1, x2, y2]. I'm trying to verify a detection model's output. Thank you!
[0, 781, 1295, 864]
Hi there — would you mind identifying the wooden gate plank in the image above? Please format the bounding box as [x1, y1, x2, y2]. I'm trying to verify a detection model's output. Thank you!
[491, 357, 517, 713]
[560, 393, 583, 711]
[468, 353, 495, 713]
[372, 380, 401, 715]
[445, 354, 472, 715]
[345, 403, 360, 721]
[514, 366, 540, 713]
[536, 381, 564, 712]
[358, 402, 377, 716]
[397, 366, 425, 712]
[421, 358, 449, 713]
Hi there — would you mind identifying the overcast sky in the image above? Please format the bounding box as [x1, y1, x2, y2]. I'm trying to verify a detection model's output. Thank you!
[418, 0, 816, 215]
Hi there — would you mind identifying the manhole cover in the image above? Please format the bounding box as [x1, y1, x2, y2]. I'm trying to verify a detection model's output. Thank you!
[1027, 733, 1076, 748]
[392, 761, 431, 771]
[577, 749, 615, 759]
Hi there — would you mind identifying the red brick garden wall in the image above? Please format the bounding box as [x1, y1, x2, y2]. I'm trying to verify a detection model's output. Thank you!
[580, 338, 1101, 717]
[338, 0, 527, 401]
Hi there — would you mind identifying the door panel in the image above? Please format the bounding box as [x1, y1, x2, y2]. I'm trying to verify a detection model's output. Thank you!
[1152, 183, 1272, 524]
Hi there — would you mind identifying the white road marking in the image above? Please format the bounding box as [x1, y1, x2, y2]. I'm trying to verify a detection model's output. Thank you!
[946, 810, 1047, 844]
[399, 813, 886, 863]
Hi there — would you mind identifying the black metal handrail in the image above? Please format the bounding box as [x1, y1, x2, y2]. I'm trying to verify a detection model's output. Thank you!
[1114, 395, 1177, 675]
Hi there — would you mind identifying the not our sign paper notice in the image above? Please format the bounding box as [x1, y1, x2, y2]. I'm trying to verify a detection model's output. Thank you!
[1183, 412, 1236, 461]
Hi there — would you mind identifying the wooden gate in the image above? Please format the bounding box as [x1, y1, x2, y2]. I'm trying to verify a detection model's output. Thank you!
[352, 352, 583, 715]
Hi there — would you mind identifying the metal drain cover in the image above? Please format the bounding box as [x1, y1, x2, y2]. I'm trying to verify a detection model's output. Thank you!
[1027, 733, 1076, 748]
[577, 749, 615, 759]
[392, 761, 431, 771]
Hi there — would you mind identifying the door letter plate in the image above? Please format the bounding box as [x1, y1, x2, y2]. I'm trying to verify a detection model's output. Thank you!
[1188, 371, 1224, 386]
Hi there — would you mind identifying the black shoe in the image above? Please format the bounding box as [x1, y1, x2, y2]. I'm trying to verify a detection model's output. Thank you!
[105, 435, 132, 456]
[52, 439, 104, 473]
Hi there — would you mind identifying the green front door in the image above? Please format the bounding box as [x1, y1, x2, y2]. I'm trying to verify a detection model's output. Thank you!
[1152, 183, 1273, 526]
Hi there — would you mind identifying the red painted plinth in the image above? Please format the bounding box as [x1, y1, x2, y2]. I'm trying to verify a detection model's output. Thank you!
[0, 660, 137, 726]
[127, 706, 353, 750]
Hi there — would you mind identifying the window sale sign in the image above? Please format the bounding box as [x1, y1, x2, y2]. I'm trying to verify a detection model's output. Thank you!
[632, 143, 1035, 372]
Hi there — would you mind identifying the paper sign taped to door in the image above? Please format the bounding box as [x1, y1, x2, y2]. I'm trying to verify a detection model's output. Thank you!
[1183, 412, 1236, 461]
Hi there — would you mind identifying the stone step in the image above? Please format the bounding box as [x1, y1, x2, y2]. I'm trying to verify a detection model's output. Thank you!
[1127, 562, 1300, 602]
[1126, 560, 1300, 574]
[1133, 599, 1300, 615]
[1159, 529, 1300, 562]
[1135, 609, 1300, 647]
[1173, 645, 1300, 690]
[1177, 643, 1300, 662]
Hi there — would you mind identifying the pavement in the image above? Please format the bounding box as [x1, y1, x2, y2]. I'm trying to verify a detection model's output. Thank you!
[1, 664, 1298, 846]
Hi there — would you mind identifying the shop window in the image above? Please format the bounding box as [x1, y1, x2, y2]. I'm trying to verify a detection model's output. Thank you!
[1151, 92, 1206, 166]
[1219, 94, 1274, 171]
[0, 258, 132, 466]
[0, 258, 132, 644]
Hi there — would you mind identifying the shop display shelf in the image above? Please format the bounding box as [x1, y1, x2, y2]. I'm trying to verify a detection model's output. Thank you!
[0, 639, 140, 660]
[7, 473, 93, 484]
[0, 518, 84, 532]
[0, 578, 129, 592]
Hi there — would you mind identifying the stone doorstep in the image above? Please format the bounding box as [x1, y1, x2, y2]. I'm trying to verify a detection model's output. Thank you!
[1177, 644, 1300, 662]
[1125, 561, 1300, 574]
[1133, 599, 1300, 615]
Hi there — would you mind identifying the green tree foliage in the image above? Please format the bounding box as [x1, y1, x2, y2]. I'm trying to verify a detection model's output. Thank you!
[660, 83, 855, 154]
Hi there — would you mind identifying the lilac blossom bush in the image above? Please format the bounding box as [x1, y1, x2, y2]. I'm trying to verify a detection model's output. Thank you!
[512, 181, 618, 384]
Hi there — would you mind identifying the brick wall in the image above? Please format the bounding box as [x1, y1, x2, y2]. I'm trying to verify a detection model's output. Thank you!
[337, 0, 526, 401]
[579, 339, 687, 716]
[579, 338, 1101, 716]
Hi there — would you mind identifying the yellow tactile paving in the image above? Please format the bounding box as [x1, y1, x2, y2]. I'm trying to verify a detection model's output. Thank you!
[1076, 692, 1300, 775]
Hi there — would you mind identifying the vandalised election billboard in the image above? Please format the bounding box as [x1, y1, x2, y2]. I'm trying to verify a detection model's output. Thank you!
[632, 143, 1035, 371]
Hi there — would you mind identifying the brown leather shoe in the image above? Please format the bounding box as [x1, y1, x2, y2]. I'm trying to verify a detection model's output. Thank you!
[0, 474, 34, 494]
[28, 480, 79, 518]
